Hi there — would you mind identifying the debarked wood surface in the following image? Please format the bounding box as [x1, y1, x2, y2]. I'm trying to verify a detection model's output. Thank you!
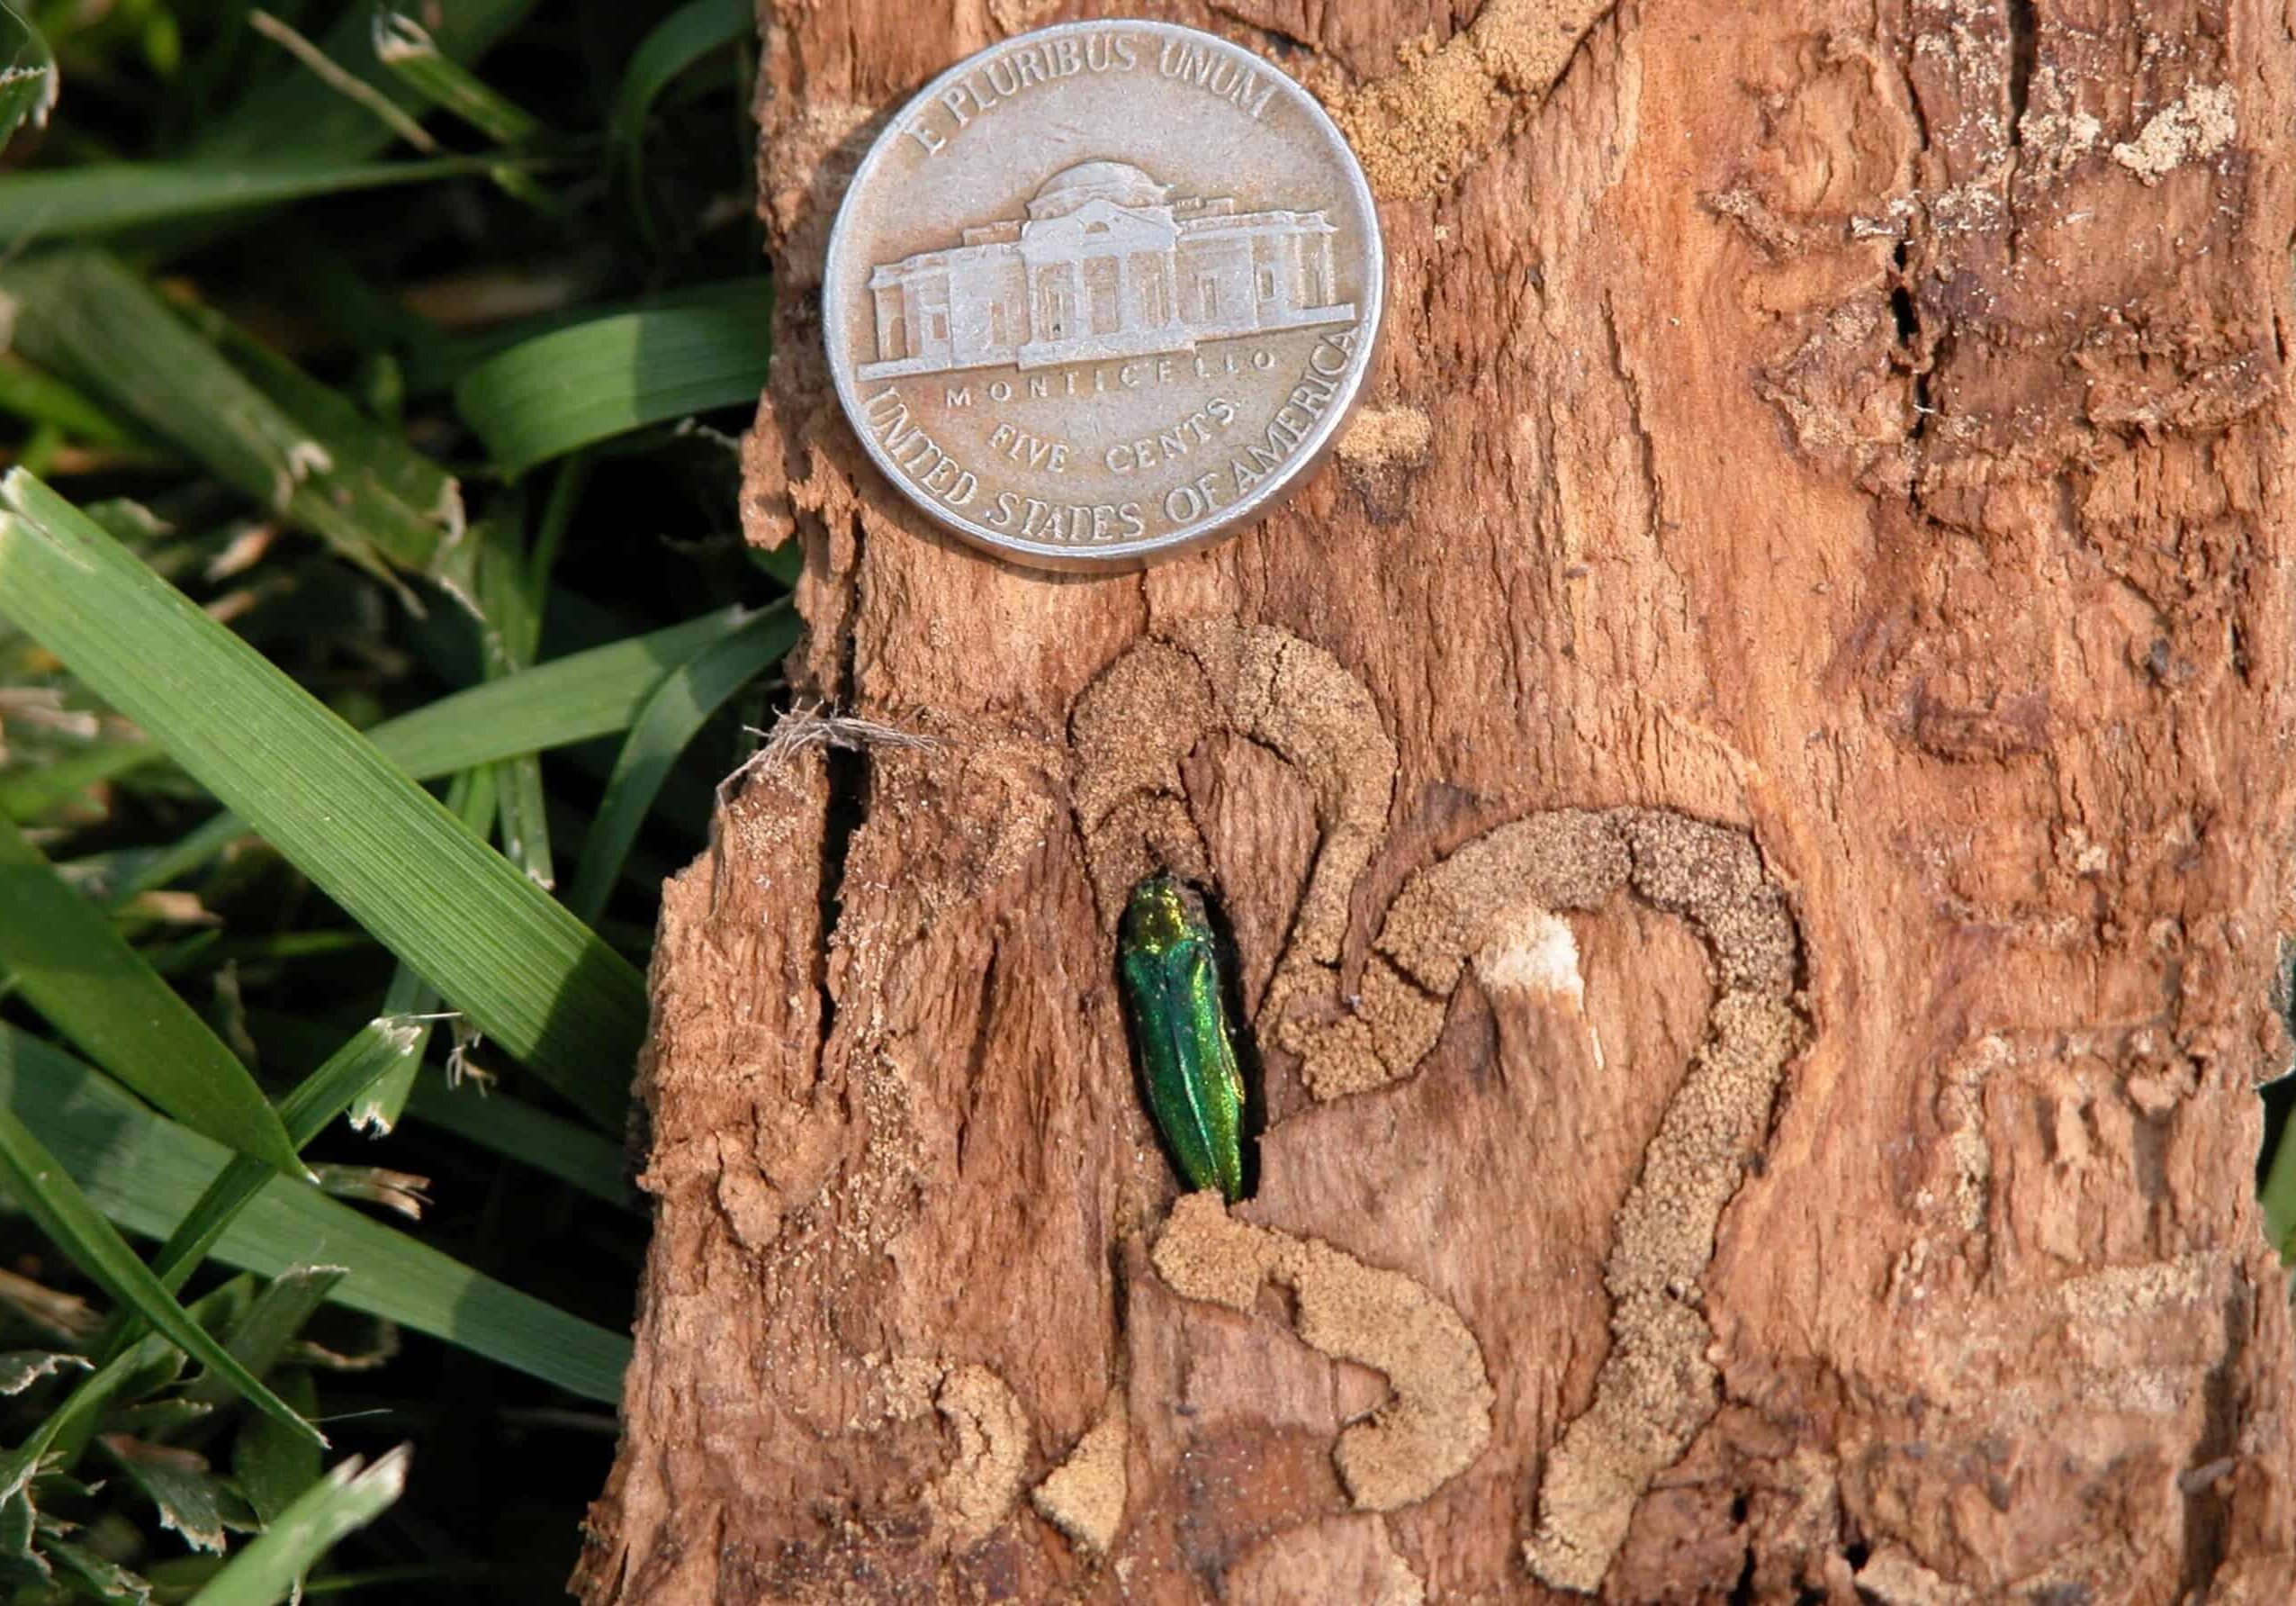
[576, 1, 2296, 1601]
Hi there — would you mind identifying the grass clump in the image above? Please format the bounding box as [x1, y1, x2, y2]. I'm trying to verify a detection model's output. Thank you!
[0, 3, 784, 1596]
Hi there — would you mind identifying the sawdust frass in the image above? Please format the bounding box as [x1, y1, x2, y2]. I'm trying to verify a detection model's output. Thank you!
[1328, 0, 1617, 196]
[1151, 1190, 1496, 1513]
[1523, 811, 1805, 1591]
[920, 1362, 1031, 1546]
[1031, 1388, 1128, 1555]
[1069, 618, 1396, 1045]
[1074, 619, 1808, 1577]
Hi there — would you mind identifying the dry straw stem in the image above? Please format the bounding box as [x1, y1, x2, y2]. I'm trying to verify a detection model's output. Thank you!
[248, 9, 439, 152]
[716, 701, 938, 807]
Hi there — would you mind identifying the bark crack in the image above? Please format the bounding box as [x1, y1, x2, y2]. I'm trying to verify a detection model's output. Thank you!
[2003, 0, 2036, 260]
[952, 931, 1003, 1176]
[1600, 287, 1666, 550]
[815, 740, 866, 1051]
[2183, 1278, 2253, 1597]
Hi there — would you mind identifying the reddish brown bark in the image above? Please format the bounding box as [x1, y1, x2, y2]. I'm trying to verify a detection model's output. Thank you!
[577, 1, 2296, 1599]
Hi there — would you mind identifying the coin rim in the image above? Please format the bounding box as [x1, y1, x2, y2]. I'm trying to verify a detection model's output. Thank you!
[823, 19, 1385, 573]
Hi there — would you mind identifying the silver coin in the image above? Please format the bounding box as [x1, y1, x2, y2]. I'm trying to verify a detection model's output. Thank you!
[823, 20, 1383, 571]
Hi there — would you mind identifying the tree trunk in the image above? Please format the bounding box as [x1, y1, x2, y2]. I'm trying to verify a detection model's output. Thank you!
[576, 1, 2296, 1600]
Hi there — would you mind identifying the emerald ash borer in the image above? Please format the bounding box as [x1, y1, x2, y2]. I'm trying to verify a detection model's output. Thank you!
[1119, 872, 1250, 1202]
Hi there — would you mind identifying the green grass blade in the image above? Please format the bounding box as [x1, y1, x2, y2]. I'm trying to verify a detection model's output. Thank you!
[398, 282, 752, 397]
[232, 1370, 320, 1528]
[0, 815, 303, 1174]
[1, 251, 337, 548]
[526, 457, 588, 597]
[197, 0, 532, 163]
[187, 1445, 409, 1606]
[109, 609, 751, 904]
[1, 250, 459, 576]
[44, 1530, 158, 1600]
[0, 1027, 628, 1402]
[0, 3, 56, 158]
[0, 1096, 320, 1448]
[107, 814, 249, 906]
[611, 0, 746, 194]
[455, 281, 771, 478]
[101, 1430, 251, 1553]
[468, 522, 553, 889]
[349, 772, 490, 1134]
[402, 1079, 635, 1212]
[0, 1278, 254, 1508]
[86, 998, 433, 1374]
[497, 743, 552, 889]
[343, 979, 437, 1138]
[131, 1019, 423, 1326]
[187, 1266, 345, 1404]
[0, 739, 163, 825]
[179, 300, 465, 568]
[0, 1351, 85, 1394]
[2263, 1113, 2296, 1259]
[365, 605, 751, 780]
[372, 13, 543, 145]
[566, 606, 794, 925]
[0, 472, 644, 1130]
[0, 354, 124, 444]
[0, 157, 540, 244]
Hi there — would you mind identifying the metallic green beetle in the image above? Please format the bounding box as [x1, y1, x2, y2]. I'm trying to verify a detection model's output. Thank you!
[1119, 872, 1248, 1202]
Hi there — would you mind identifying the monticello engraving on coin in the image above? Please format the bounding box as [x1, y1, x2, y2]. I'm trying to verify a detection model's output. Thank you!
[823, 21, 1383, 570]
